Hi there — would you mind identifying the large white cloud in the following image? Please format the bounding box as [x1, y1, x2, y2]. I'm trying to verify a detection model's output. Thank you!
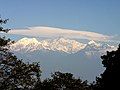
[9, 26, 111, 41]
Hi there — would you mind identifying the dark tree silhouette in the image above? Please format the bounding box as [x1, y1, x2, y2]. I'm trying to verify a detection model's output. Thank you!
[92, 45, 120, 90]
[0, 18, 41, 90]
[34, 71, 92, 90]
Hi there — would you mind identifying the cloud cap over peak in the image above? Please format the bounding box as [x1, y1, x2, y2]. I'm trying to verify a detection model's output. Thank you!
[9, 26, 111, 41]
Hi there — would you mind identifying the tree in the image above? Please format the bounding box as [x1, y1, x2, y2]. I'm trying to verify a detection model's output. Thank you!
[92, 45, 120, 90]
[0, 17, 41, 90]
[34, 71, 92, 90]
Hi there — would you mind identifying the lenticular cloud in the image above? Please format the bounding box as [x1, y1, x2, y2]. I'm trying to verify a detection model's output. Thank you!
[9, 26, 111, 41]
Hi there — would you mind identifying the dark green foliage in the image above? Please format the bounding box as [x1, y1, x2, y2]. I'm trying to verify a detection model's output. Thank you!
[34, 71, 92, 90]
[92, 45, 120, 90]
[0, 56, 41, 89]
[0, 18, 10, 33]
[0, 18, 41, 90]
[0, 37, 12, 47]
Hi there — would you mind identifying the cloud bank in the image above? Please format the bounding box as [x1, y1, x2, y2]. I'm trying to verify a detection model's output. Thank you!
[9, 26, 111, 41]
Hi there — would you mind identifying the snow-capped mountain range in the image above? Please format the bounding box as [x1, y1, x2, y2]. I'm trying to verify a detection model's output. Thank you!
[9, 37, 117, 82]
[10, 37, 116, 55]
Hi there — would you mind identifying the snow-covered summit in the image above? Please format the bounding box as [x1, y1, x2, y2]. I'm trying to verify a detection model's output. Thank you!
[88, 40, 100, 47]
[10, 37, 86, 53]
[17, 38, 39, 45]
[10, 37, 116, 54]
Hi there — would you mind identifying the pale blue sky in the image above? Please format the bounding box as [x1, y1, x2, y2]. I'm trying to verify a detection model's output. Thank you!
[0, 0, 120, 35]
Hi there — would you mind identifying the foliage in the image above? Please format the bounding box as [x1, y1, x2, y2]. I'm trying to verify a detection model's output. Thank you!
[92, 45, 120, 90]
[0, 18, 10, 33]
[0, 18, 41, 90]
[34, 71, 92, 90]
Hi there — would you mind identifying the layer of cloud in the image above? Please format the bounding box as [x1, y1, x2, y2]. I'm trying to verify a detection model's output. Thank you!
[9, 26, 111, 41]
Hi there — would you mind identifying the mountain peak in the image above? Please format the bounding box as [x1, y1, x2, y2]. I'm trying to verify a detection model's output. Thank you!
[10, 37, 116, 54]
[88, 40, 100, 47]
[17, 38, 38, 44]
[88, 40, 96, 44]
[11, 37, 86, 53]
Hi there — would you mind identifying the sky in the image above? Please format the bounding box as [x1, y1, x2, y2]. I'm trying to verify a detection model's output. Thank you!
[0, 0, 120, 35]
[0, 0, 119, 82]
